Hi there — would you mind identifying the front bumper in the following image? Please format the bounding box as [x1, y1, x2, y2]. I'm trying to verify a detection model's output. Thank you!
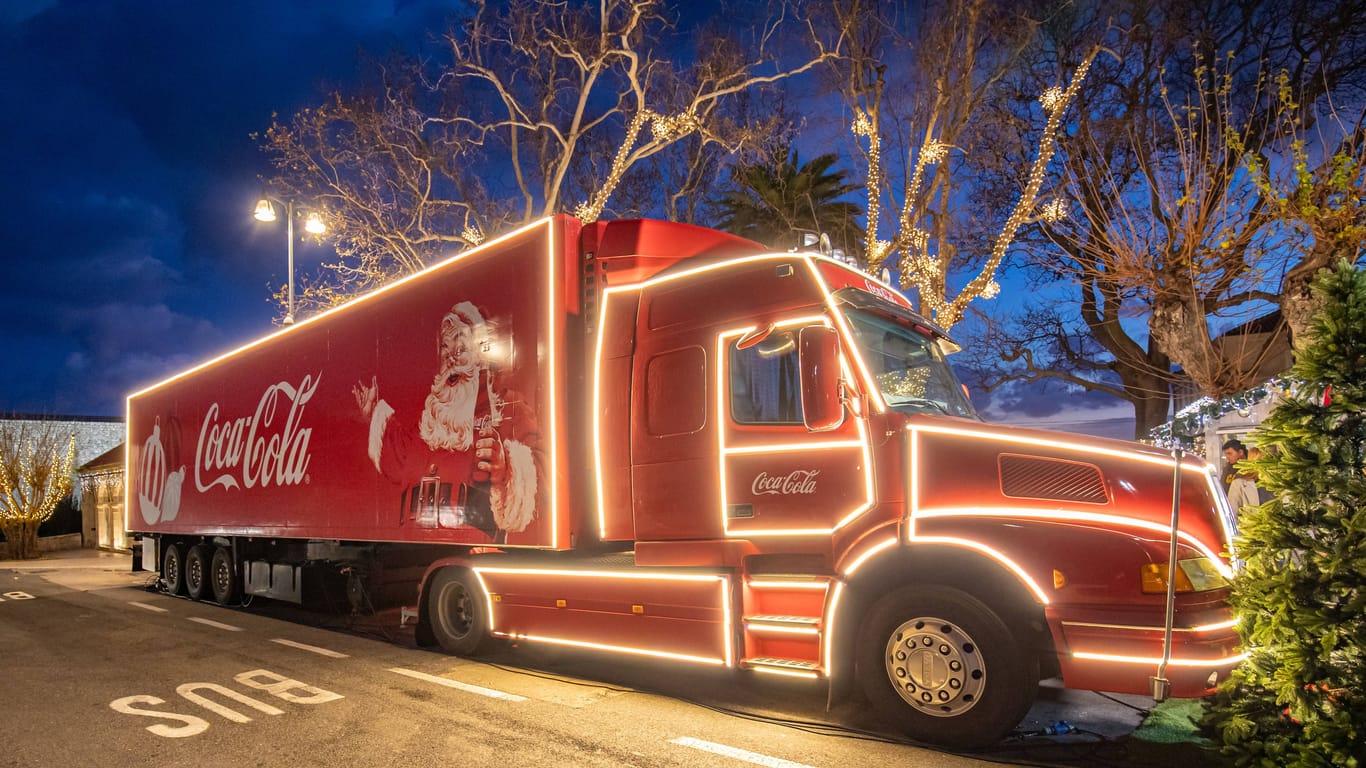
[1048, 600, 1243, 697]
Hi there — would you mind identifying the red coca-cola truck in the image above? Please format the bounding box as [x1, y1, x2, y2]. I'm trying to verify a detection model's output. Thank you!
[126, 215, 1242, 747]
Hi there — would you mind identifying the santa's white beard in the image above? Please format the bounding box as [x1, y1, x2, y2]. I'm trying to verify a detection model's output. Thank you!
[420, 367, 478, 451]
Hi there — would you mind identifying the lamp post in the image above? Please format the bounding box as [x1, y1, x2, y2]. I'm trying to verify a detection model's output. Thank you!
[253, 196, 325, 325]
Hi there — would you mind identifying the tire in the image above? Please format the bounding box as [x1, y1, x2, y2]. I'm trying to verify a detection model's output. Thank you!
[428, 568, 491, 656]
[857, 586, 1039, 749]
[185, 545, 209, 601]
[162, 541, 185, 596]
[209, 547, 239, 606]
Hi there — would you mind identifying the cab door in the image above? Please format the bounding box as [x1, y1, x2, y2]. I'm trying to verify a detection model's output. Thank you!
[719, 320, 872, 537]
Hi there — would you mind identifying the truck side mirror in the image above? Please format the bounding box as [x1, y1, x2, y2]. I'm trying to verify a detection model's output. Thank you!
[799, 325, 844, 432]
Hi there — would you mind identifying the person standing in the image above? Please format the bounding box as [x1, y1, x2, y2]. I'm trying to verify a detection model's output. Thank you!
[1221, 438, 1247, 492]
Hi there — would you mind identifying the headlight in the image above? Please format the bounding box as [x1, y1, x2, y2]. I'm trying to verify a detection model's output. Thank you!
[1140, 558, 1231, 594]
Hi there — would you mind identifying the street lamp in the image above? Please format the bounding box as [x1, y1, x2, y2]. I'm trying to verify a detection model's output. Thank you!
[253, 196, 326, 325]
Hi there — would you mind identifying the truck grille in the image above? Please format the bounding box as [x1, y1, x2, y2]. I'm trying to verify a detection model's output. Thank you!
[998, 454, 1108, 504]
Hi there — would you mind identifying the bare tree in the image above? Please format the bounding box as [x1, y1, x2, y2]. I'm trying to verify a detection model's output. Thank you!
[0, 420, 76, 560]
[823, 0, 1096, 332]
[262, 0, 833, 316]
[965, 0, 1366, 436]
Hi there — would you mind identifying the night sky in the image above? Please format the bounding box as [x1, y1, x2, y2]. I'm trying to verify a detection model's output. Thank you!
[0, 0, 1132, 436]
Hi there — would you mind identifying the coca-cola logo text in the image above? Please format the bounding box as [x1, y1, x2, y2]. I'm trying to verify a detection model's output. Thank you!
[195, 374, 320, 493]
[751, 469, 820, 496]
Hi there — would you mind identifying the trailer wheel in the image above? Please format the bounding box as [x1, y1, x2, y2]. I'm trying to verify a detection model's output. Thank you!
[857, 585, 1038, 749]
[210, 547, 238, 606]
[162, 542, 186, 596]
[429, 569, 491, 656]
[185, 546, 209, 601]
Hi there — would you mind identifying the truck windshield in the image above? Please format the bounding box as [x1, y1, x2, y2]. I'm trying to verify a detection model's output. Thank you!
[842, 308, 978, 418]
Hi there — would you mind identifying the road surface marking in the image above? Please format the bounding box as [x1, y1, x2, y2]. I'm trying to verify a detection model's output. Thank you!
[669, 737, 816, 768]
[387, 668, 528, 702]
[188, 617, 243, 632]
[270, 639, 349, 658]
[129, 601, 169, 613]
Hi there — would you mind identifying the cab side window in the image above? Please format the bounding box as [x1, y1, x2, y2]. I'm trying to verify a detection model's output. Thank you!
[729, 331, 801, 424]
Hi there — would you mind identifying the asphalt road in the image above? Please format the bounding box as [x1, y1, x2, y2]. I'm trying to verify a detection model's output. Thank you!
[0, 552, 1165, 768]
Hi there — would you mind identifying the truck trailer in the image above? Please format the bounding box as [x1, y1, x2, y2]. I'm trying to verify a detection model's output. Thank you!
[127, 215, 1243, 748]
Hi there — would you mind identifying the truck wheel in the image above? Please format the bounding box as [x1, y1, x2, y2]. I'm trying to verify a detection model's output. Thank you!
[857, 585, 1038, 749]
[162, 542, 186, 596]
[429, 569, 491, 656]
[209, 547, 239, 606]
[185, 546, 209, 601]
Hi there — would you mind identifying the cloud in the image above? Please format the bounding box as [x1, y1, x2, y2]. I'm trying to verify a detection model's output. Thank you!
[978, 377, 1127, 420]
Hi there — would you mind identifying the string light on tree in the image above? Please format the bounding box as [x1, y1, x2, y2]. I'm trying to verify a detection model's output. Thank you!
[1040, 86, 1066, 113]
[1039, 198, 1069, 222]
[577, 110, 653, 223]
[934, 48, 1099, 330]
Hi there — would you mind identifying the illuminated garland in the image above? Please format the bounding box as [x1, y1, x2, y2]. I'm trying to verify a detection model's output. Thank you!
[1148, 377, 1288, 446]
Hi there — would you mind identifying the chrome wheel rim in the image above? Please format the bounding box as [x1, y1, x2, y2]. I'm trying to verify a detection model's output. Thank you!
[884, 616, 986, 717]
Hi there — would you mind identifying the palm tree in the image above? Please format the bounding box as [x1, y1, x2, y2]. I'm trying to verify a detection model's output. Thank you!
[715, 148, 863, 256]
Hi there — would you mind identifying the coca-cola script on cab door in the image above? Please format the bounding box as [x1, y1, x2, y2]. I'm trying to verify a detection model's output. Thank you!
[195, 374, 321, 493]
[751, 469, 820, 496]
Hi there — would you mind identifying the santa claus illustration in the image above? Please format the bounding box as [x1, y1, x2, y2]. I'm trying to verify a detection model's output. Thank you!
[354, 301, 540, 542]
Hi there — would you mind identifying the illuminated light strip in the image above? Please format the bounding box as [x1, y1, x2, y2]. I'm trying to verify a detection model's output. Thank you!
[474, 566, 726, 582]
[546, 221, 560, 548]
[471, 567, 734, 667]
[1061, 618, 1238, 634]
[472, 569, 498, 634]
[914, 507, 1233, 580]
[907, 421, 1219, 473]
[743, 623, 820, 636]
[822, 581, 846, 674]
[1072, 650, 1249, 667]
[801, 257, 887, 413]
[715, 318, 875, 538]
[900, 431, 1054, 607]
[591, 281, 616, 539]
[841, 536, 898, 576]
[722, 440, 864, 455]
[809, 252, 914, 308]
[746, 580, 829, 591]
[128, 218, 557, 399]
[1205, 469, 1237, 561]
[123, 399, 133, 533]
[721, 573, 735, 666]
[905, 423, 1234, 583]
[749, 665, 821, 680]
[489, 632, 728, 666]
[912, 536, 1051, 605]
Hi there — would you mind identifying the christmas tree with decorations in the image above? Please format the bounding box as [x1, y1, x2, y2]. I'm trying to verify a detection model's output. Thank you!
[1206, 259, 1366, 766]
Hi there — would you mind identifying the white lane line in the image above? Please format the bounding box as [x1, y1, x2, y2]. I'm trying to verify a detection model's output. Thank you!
[669, 737, 816, 768]
[387, 667, 528, 702]
[270, 638, 349, 658]
[187, 617, 244, 632]
[128, 601, 169, 613]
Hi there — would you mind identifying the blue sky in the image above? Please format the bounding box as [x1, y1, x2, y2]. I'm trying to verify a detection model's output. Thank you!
[0, 1, 455, 415]
[0, 0, 1133, 436]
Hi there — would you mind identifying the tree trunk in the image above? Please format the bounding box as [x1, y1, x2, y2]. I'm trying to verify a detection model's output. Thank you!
[1, 521, 41, 560]
[1127, 373, 1172, 441]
